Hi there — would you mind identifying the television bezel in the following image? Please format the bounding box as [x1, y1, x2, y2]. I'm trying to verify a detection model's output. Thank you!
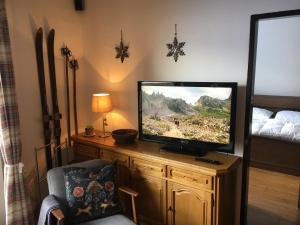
[138, 81, 237, 154]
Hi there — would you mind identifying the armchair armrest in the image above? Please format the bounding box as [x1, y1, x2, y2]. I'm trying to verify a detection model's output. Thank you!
[38, 195, 64, 225]
[118, 186, 139, 224]
[51, 208, 64, 225]
[119, 186, 139, 197]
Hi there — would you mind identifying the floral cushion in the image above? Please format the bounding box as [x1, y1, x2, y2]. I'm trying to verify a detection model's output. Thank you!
[63, 163, 121, 224]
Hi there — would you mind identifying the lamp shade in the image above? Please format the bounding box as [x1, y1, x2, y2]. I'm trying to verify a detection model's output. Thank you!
[92, 93, 112, 113]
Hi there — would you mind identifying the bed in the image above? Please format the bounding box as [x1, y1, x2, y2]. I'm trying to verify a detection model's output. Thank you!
[250, 95, 300, 176]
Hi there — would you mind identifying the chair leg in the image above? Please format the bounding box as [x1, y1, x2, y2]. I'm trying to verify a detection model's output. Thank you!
[131, 195, 137, 224]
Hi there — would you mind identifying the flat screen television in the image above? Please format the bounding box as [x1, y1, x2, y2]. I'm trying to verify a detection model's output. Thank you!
[138, 81, 237, 155]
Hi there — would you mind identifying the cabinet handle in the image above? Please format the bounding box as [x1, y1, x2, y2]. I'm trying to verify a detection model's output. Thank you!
[169, 169, 173, 176]
[168, 206, 175, 213]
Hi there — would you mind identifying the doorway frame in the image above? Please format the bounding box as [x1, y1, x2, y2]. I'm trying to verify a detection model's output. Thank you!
[241, 8, 300, 225]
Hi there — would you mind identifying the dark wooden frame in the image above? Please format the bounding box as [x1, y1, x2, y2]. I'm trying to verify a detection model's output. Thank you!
[241, 9, 300, 225]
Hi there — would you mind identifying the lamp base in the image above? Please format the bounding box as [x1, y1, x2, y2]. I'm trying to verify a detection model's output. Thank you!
[98, 132, 111, 138]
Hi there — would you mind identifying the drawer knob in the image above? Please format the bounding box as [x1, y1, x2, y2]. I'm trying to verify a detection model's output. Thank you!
[206, 180, 208, 184]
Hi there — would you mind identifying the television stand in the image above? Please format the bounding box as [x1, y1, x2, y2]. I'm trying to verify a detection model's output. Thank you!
[72, 134, 242, 225]
[160, 144, 207, 157]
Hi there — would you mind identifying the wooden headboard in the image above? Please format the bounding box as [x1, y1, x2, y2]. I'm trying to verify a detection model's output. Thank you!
[253, 95, 300, 112]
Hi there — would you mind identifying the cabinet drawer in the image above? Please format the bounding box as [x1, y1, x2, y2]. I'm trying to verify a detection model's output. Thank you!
[101, 149, 129, 167]
[167, 166, 213, 190]
[131, 158, 166, 178]
[74, 144, 99, 158]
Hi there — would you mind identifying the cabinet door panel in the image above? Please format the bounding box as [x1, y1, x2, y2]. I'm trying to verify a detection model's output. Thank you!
[131, 157, 166, 178]
[132, 175, 166, 225]
[168, 182, 212, 225]
[73, 143, 100, 161]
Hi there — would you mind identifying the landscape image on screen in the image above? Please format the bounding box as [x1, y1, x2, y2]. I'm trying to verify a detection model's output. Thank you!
[141, 85, 232, 144]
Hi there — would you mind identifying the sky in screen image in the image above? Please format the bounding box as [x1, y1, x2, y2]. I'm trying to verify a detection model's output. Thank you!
[142, 86, 232, 105]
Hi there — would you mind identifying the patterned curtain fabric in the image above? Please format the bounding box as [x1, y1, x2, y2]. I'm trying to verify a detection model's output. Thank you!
[0, 0, 34, 224]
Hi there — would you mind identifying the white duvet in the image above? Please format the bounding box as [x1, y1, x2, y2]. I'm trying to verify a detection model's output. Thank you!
[252, 119, 267, 135]
[254, 118, 300, 143]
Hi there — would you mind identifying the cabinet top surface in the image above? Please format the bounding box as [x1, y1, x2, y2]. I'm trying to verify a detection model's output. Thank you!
[72, 132, 241, 175]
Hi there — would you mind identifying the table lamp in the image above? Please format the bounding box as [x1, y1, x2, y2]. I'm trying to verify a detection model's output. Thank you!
[92, 93, 113, 137]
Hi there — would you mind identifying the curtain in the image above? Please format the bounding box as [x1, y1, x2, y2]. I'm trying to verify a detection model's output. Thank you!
[0, 0, 34, 224]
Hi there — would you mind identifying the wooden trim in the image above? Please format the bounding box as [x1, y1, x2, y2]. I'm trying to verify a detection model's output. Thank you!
[250, 160, 300, 176]
[251, 9, 300, 20]
[118, 186, 139, 224]
[51, 209, 64, 225]
[119, 186, 139, 197]
[253, 95, 300, 111]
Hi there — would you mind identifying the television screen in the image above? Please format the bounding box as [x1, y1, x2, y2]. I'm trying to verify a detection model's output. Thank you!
[138, 81, 237, 154]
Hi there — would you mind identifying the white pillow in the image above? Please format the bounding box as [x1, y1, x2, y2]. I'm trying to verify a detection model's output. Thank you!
[275, 110, 300, 124]
[259, 119, 284, 138]
[251, 119, 266, 135]
[253, 107, 273, 120]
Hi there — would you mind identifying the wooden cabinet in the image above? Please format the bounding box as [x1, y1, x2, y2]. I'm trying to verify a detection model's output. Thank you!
[167, 182, 212, 225]
[72, 135, 242, 225]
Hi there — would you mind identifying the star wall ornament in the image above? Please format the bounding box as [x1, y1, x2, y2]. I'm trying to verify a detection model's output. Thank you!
[166, 24, 185, 62]
[115, 30, 129, 63]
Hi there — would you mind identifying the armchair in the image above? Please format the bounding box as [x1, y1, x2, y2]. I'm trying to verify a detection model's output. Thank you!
[42, 159, 138, 225]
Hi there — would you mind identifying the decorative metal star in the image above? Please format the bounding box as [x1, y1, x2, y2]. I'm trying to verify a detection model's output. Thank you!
[115, 30, 129, 63]
[167, 24, 185, 62]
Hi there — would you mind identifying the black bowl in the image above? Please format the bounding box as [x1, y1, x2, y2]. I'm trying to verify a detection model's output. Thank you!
[111, 129, 138, 144]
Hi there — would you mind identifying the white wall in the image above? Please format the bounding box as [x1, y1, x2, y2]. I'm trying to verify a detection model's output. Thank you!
[6, 0, 84, 170]
[255, 16, 300, 96]
[81, 0, 300, 156]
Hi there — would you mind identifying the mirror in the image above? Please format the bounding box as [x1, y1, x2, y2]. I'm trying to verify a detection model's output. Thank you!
[243, 9, 300, 225]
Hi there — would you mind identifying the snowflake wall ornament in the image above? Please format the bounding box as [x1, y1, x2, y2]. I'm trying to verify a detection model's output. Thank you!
[115, 30, 129, 63]
[166, 24, 185, 62]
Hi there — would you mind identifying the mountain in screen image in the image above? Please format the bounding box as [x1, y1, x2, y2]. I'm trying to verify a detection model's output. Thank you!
[141, 90, 231, 144]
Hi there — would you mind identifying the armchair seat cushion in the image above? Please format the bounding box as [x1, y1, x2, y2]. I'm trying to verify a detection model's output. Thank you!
[78, 214, 135, 225]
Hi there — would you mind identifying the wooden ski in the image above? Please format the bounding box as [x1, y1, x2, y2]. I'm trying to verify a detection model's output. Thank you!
[34, 28, 53, 170]
[47, 29, 62, 166]
[69, 58, 79, 135]
[61, 46, 72, 147]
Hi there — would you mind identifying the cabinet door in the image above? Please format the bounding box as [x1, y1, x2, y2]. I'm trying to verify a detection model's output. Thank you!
[132, 175, 166, 225]
[167, 182, 213, 225]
